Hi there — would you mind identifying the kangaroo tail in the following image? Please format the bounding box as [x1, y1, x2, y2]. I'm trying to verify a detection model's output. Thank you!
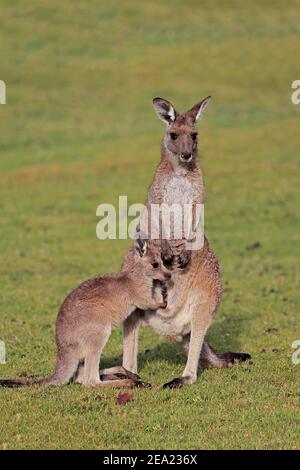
[0, 353, 80, 388]
[200, 341, 251, 368]
[0, 379, 37, 388]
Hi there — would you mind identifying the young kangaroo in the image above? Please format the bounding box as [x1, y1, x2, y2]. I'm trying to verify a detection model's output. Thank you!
[0, 238, 171, 389]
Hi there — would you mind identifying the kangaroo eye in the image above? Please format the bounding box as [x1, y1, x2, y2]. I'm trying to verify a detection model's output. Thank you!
[170, 132, 178, 140]
[152, 262, 159, 268]
[191, 132, 198, 141]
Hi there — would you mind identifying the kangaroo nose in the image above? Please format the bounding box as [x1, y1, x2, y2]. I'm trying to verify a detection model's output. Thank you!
[165, 272, 171, 280]
[180, 153, 192, 162]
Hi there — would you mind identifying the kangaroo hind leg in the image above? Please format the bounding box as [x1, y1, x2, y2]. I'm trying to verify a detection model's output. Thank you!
[42, 349, 80, 386]
[99, 366, 141, 381]
[83, 354, 150, 388]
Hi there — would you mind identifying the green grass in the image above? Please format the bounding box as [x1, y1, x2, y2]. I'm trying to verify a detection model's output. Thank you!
[0, 0, 300, 450]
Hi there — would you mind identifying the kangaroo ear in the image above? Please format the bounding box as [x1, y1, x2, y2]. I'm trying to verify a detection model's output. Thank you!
[187, 96, 211, 123]
[152, 97, 177, 125]
[134, 236, 148, 257]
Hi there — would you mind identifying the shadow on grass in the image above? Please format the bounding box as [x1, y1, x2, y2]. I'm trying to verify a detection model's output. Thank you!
[101, 314, 251, 371]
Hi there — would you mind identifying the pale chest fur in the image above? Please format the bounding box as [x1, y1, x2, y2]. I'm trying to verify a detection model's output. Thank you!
[142, 293, 195, 337]
[148, 169, 204, 207]
[162, 175, 199, 205]
[143, 166, 205, 336]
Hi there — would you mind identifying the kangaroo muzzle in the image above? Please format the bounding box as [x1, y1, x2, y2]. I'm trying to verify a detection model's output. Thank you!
[180, 152, 193, 163]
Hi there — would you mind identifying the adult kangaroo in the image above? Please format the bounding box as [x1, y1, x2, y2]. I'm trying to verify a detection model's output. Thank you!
[122, 96, 250, 388]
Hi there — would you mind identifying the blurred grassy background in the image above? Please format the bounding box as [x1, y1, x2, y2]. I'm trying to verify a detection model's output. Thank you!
[0, 0, 300, 449]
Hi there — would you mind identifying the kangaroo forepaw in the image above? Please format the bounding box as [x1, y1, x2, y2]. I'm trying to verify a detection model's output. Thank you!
[177, 250, 191, 270]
